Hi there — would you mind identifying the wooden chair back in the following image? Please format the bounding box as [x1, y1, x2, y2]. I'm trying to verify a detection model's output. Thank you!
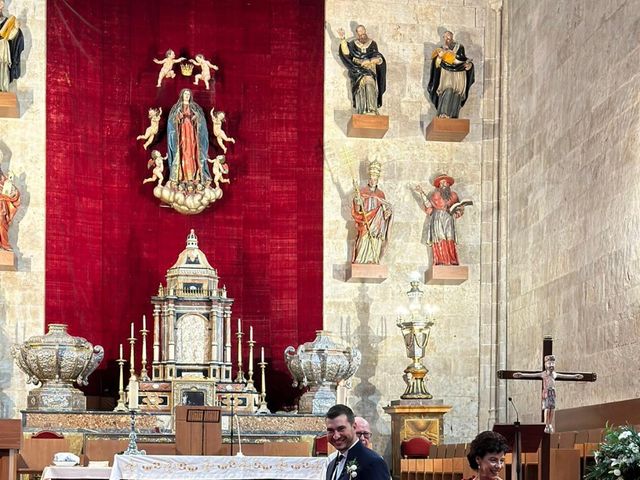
[18, 433, 70, 474]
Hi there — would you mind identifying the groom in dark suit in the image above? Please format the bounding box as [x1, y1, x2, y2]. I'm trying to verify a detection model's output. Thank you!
[325, 404, 390, 480]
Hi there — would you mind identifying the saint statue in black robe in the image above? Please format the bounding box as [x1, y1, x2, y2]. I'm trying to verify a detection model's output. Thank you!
[427, 30, 475, 119]
[337, 25, 386, 115]
[0, 1, 24, 92]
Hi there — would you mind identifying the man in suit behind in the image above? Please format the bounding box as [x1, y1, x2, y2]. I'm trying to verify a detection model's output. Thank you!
[325, 404, 390, 480]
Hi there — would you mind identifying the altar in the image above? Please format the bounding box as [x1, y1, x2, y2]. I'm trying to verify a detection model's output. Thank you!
[41, 456, 326, 480]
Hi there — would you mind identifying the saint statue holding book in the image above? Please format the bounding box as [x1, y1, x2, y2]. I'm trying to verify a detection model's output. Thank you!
[413, 174, 471, 266]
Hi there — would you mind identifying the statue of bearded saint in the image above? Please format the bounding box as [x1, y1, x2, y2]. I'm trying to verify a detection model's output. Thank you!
[0, 0, 24, 92]
[337, 25, 387, 115]
[351, 159, 393, 264]
[413, 174, 467, 266]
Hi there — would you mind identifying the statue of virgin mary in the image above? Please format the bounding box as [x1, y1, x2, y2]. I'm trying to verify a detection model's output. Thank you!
[166, 88, 211, 185]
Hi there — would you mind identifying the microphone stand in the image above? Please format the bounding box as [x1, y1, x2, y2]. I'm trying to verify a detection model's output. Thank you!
[509, 397, 522, 480]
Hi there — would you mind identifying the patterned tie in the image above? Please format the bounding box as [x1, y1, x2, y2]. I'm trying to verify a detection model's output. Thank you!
[332, 454, 346, 480]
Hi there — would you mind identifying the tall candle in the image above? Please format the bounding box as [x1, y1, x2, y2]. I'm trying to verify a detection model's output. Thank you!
[250, 326, 253, 342]
[130, 322, 134, 338]
[142, 315, 146, 330]
[128, 379, 139, 409]
[261, 347, 265, 363]
[238, 318, 242, 333]
[119, 343, 123, 359]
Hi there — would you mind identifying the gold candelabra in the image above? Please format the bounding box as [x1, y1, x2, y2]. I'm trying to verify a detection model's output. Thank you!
[113, 344, 128, 412]
[246, 326, 257, 391]
[235, 319, 246, 383]
[139, 316, 150, 382]
[256, 347, 269, 414]
[128, 322, 137, 380]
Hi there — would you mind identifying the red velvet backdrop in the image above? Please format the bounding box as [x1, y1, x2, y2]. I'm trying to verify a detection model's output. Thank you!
[46, 0, 323, 409]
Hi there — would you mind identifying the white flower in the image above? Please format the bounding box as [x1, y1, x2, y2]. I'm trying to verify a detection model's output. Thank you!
[619, 431, 632, 440]
[612, 468, 621, 476]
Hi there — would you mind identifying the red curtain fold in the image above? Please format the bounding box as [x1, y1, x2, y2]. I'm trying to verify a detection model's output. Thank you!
[46, 0, 323, 409]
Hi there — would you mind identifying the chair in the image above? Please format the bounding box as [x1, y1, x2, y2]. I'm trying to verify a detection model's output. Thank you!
[18, 431, 71, 478]
[401, 436, 432, 459]
[313, 434, 328, 456]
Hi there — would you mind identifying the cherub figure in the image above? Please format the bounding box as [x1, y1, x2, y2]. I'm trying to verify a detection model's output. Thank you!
[153, 49, 185, 87]
[143, 150, 166, 187]
[210, 109, 236, 153]
[190, 54, 219, 90]
[136, 107, 162, 150]
[207, 155, 230, 189]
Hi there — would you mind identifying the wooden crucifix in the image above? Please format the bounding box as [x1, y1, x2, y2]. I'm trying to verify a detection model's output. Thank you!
[497, 335, 597, 480]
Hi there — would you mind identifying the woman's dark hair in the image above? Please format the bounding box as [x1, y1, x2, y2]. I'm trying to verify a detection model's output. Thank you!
[466, 431, 509, 470]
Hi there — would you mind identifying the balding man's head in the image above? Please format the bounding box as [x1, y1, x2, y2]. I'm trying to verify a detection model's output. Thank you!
[354, 416, 372, 448]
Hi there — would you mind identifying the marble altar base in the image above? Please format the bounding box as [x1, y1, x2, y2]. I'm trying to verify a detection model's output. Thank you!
[22, 410, 325, 443]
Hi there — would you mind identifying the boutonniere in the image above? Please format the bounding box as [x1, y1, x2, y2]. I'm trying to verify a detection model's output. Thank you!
[346, 459, 359, 478]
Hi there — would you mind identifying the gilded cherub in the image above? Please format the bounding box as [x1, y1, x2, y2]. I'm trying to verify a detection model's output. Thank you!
[143, 150, 166, 187]
[136, 107, 162, 150]
[207, 155, 230, 189]
[153, 49, 185, 87]
[210, 109, 236, 154]
[190, 54, 219, 90]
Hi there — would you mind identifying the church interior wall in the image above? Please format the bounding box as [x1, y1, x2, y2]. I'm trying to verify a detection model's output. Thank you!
[505, 0, 640, 423]
[323, 0, 492, 457]
[0, 0, 46, 418]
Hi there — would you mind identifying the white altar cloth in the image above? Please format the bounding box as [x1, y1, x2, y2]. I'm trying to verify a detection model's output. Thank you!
[110, 455, 327, 480]
[42, 465, 112, 480]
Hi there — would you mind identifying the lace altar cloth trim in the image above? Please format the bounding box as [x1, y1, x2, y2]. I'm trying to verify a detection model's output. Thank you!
[110, 455, 327, 479]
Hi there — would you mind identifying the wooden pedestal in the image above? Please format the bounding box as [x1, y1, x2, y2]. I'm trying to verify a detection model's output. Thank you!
[425, 265, 468, 285]
[384, 400, 452, 480]
[346, 263, 388, 283]
[0, 250, 16, 271]
[425, 117, 469, 142]
[347, 114, 389, 138]
[0, 92, 19, 118]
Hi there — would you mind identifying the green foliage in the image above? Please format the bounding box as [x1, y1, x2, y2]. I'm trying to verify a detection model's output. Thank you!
[585, 425, 640, 480]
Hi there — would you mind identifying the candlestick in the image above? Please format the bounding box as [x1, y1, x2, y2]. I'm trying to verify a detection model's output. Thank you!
[246, 336, 256, 392]
[129, 327, 137, 378]
[235, 323, 246, 383]
[140, 317, 150, 382]
[238, 318, 242, 333]
[261, 346, 265, 363]
[113, 346, 127, 412]
[123, 410, 146, 456]
[256, 355, 269, 414]
[249, 326, 253, 342]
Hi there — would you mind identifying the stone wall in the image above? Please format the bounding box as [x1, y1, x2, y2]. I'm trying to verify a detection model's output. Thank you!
[505, 0, 640, 422]
[0, 0, 47, 417]
[323, 0, 495, 457]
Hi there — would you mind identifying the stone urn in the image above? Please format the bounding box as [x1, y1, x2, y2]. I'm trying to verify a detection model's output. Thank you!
[12, 323, 104, 411]
[284, 330, 361, 414]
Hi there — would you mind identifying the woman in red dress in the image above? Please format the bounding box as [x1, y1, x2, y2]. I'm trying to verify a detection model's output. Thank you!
[463, 431, 509, 480]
